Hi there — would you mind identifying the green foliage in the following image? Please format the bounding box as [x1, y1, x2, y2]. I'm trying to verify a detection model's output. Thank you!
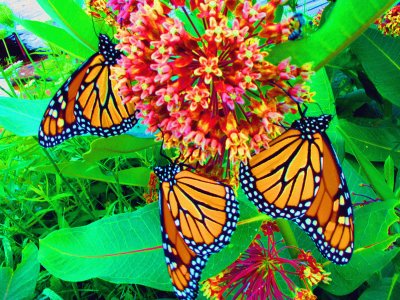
[38, 196, 261, 291]
[0, 97, 48, 136]
[0, 1, 399, 299]
[269, 0, 397, 69]
[0, 243, 40, 299]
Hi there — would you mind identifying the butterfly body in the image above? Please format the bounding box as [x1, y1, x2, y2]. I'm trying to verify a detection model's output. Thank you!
[38, 34, 138, 147]
[154, 164, 239, 299]
[240, 115, 354, 265]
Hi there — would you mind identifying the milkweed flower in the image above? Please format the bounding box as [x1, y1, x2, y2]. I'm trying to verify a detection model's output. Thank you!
[201, 221, 328, 299]
[375, 3, 400, 37]
[294, 288, 317, 300]
[85, 0, 117, 26]
[312, 9, 323, 27]
[297, 250, 332, 286]
[201, 221, 300, 299]
[109, 0, 315, 180]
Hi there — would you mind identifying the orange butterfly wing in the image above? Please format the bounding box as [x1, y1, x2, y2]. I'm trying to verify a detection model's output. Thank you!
[293, 134, 354, 264]
[240, 127, 323, 219]
[155, 166, 239, 300]
[38, 35, 138, 148]
[240, 115, 354, 264]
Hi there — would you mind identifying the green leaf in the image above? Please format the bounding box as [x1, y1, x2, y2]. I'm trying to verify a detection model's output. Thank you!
[39, 197, 261, 291]
[15, 18, 93, 60]
[338, 123, 397, 201]
[384, 156, 395, 191]
[36, 0, 102, 51]
[83, 135, 158, 162]
[0, 97, 48, 136]
[0, 243, 40, 300]
[351, 28, 400, 107]
[339, 119, 400, 165]
[359, 276, 400, 300]
[33, 161, 151, 187]
[268, 0, 397, 69]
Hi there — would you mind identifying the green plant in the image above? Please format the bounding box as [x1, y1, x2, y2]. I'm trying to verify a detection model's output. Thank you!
[0, 0, 399, 299]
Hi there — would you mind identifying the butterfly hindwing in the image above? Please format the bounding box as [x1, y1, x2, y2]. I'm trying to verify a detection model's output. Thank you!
[293, 133, 354, 264]
[155, 165, 239, 300]
[38, 56, 96, 147]
[240, 115, 354, 264]
[38, 34, 138, 148]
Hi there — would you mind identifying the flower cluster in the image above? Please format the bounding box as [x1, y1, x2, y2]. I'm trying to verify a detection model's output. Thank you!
[312, 9, 323, 28]
[85, 0, 117, 26]
[200, 221, 330, 299]
[375, 3, 400, 37]
[108, 0, 314, 179]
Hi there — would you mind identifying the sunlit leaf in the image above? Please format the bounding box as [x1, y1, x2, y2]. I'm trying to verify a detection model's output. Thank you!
[0, 97, 48, 136]
[83, 135, 158, 162]
[39, 198, 261, 291]
[15, 18, 93, 60]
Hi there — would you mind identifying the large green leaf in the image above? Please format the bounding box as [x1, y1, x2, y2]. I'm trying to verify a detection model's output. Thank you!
[15, 18, 93, 60]
[338, 124, 396, 201]
[33, 161, 151, 187]
[39, 197, 261, 291]
[339, 119, 400, 165]
[0, 97, 48, 136]
[0, 243, 40, 300]
[268, 0, 396, 69]
[83, 135, 158, 162]
[351, 28, 400, 107]
[36, 0, 102, 51]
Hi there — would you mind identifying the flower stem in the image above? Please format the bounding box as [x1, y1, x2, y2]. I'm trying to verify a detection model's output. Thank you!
[276, 219, 300, 259]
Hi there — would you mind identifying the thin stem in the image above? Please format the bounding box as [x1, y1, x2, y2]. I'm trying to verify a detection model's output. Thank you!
[182, 7, 202, 39]
[276, 218, 300, 259]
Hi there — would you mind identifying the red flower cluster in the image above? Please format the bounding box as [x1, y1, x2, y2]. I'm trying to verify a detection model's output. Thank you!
[108, 0, 314, 180]
[375, 3, 400, 37]
[201, 221, 331, 299]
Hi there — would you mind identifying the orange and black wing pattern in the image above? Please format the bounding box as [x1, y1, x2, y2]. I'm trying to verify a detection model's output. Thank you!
[154, 164, 239, 300]
[240, 115, 354, 264]
[38, 34, 138, 147]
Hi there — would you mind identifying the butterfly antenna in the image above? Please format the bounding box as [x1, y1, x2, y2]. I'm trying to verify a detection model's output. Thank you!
[268, 81, 308, 117]
[157, 127, 173, 164]
[268, 81, 302, 104]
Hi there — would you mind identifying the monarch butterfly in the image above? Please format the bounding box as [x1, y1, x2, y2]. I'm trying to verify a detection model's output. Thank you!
[240, 114, 354, 265]
[154, 160, 239, 299]
[38, 34, 138, 147]
[288, 13, 305, 40]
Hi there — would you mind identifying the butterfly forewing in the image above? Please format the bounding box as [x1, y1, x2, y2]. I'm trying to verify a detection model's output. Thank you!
[240, 126, 323, 220]
[38, 57, 95, 147]
[240, 115, 354, 265]
[38, 35, 138, 148]
[155, 165, 239, 300]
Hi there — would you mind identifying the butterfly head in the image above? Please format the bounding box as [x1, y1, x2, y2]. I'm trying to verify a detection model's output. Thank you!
[291, 114, 332, 134]
[98, 34, 122, 65]
[154, 164, 182, 183]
